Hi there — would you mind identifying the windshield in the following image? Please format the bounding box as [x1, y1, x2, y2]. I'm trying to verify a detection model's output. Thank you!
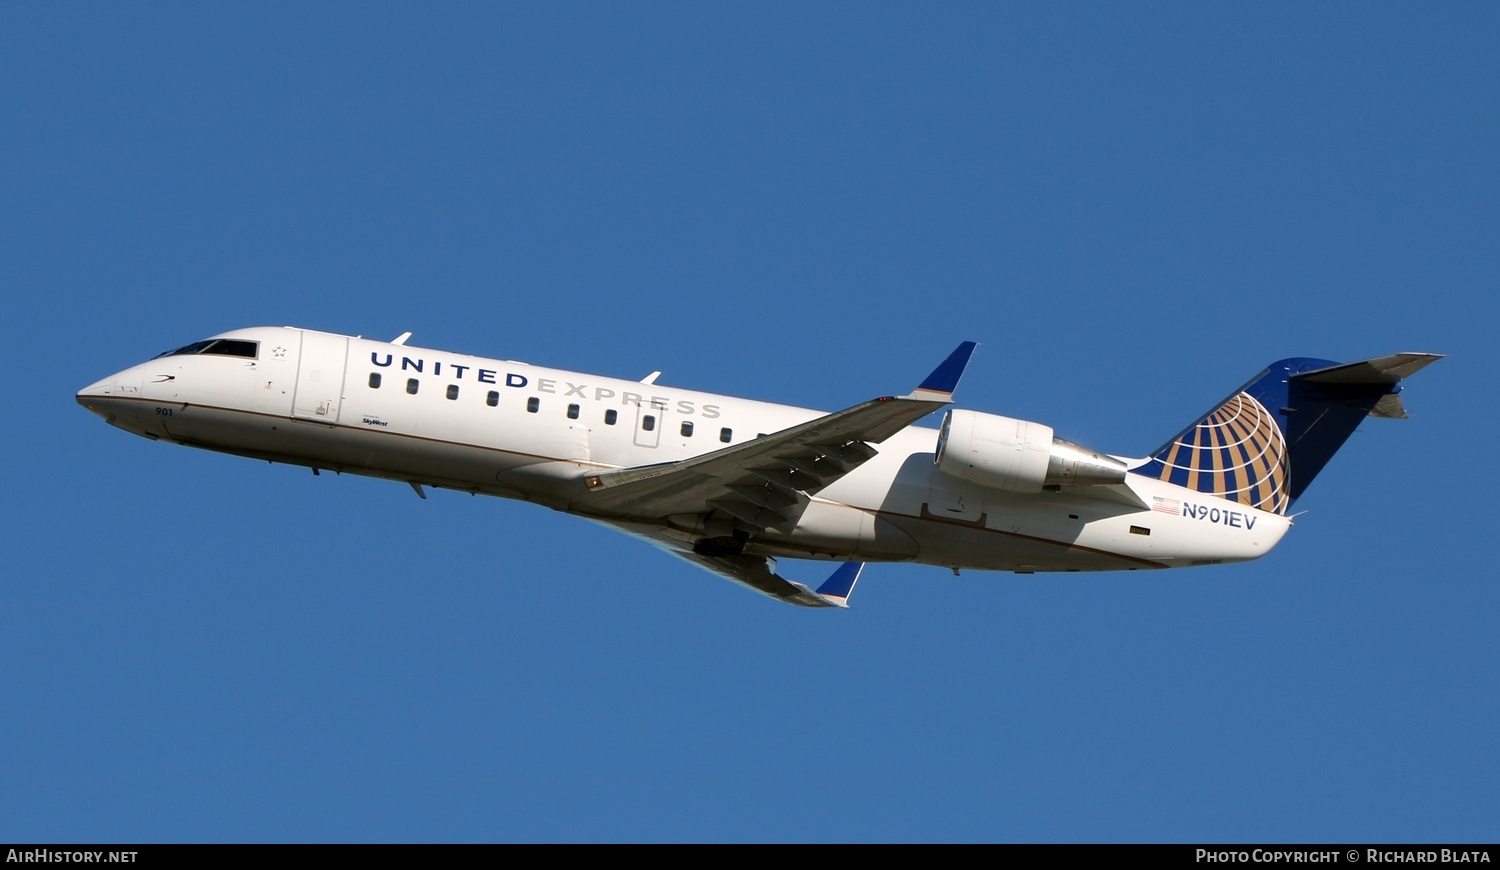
[153, 339, 259, 360]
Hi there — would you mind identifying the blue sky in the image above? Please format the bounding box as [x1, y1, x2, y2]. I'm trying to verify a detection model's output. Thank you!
[3, 2, 1496, 844]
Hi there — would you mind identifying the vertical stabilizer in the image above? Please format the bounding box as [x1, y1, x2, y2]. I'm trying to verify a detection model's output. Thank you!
[1131, 353, 1442, 514]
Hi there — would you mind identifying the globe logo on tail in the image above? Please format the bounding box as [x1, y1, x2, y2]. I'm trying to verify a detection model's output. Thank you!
[1150, 392, 1289, 514]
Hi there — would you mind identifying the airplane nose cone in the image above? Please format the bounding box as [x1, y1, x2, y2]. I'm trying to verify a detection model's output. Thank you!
[77, 377, 111, 397]
[76, 378, 114, 415]
[76, 369, 143, 420]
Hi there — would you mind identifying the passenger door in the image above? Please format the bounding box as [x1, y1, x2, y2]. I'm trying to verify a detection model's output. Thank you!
[292, 331, 349, 423]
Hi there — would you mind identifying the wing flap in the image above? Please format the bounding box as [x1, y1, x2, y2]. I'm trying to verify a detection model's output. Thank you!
[705, 497, 791, 528]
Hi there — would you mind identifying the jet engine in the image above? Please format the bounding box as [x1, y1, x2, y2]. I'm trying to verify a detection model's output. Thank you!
[934, 409, 1127, 493]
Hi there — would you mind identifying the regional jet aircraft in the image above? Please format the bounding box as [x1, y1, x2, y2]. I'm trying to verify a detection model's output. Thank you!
[76, 328, 1441, 608]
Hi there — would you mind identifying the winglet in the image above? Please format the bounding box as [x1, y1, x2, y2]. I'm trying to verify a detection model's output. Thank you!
[814, 561, 864, 607]
[787, 561, 865, 609]
[906, 342, 977, 402]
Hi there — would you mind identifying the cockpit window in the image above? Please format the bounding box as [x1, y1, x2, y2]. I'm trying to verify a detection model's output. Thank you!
[154, 339, 259, 359]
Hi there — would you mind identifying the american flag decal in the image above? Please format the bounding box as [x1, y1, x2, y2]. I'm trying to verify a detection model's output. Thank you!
[1152, 497, 1181, 515]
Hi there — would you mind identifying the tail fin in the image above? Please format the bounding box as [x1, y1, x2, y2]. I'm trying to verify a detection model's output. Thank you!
[1131, 353, 1443, 515]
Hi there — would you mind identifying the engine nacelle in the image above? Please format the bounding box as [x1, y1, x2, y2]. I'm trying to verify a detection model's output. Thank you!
[935, 409, 1127, 493]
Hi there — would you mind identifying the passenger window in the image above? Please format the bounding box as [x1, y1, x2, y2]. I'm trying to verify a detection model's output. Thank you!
[368, 373, 382, 389]
[406, 378, 419, 395]
[567, 404, 580, 420]
[680, 421, 694, 437]
[720, 427, 732, 443]
[642, 415, 656, 431]
[446, 385, 459, 401]
[486, 391, 499, 407]
[527, 397, 539, 413]
[604, 409, 618, 425]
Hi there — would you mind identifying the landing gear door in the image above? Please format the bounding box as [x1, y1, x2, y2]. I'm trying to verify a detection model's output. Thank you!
[292, 331, 349, 423]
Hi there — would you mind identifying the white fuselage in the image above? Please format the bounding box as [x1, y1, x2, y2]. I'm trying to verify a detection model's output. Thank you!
[77, 326, 1291, 574]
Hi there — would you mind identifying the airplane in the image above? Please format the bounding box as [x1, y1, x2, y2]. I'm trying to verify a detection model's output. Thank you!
[76, 327, 1442, 608]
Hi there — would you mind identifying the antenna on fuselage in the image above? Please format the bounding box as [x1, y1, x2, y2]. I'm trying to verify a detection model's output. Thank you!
[392, 332, 412, 346]
[640, 371, 661, 385]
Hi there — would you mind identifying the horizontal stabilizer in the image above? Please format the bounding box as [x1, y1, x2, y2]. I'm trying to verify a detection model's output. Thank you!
[1369, 394, 1410, 419]
[1292, 352, 1444, 386]
[1290, 352, 1444, 422]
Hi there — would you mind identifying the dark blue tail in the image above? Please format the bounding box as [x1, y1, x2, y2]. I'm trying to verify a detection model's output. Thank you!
[1130, 353, 1442, 515]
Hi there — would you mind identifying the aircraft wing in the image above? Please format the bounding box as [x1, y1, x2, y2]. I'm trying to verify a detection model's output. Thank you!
[585, 515, 869, 607]
[576, 342, 977, 530]
[663, 550, 866, 608]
